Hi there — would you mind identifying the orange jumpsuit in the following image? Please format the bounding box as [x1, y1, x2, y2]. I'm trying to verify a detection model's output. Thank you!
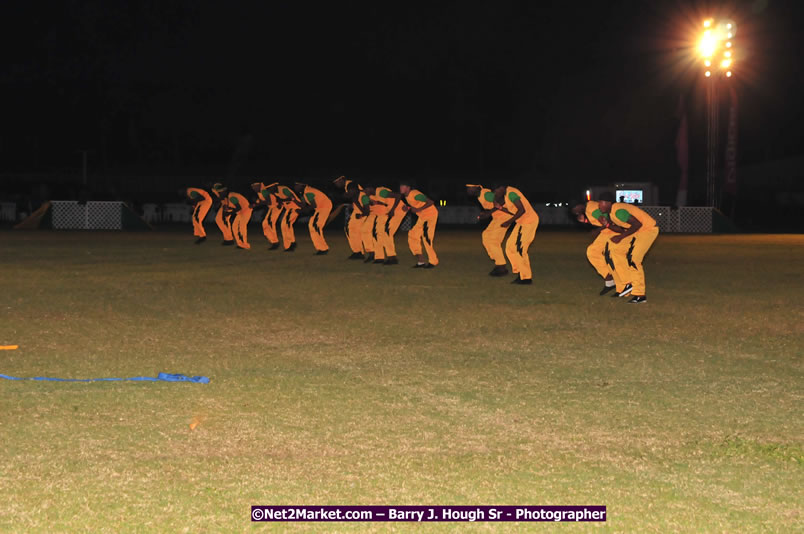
[608, 203, 659, 296]
[343, 181, 365, 254]
[501, 187, 539, 280]
[405, 189, 439, 265]
[476, 187, 509, 266]
[584, 201, 620, 288]
[227, 192, 252, 249]
[302, 186, 333, 252]
[187, 188, 212, 238]
[257, 186, 281, 245]
[213, 189, 234, 242]
[357, 191, 377, 256]
[275, 185, 302, 250]
[370, 187, 400, 259]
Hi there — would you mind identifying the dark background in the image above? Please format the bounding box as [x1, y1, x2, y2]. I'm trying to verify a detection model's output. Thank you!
[0, 0, 802, 226]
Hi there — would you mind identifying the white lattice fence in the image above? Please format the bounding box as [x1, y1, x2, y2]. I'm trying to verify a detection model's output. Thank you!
[638, 206, 675, 232]
[679, 207, 713, 233]
[51, 201, 123, 230]
[636, 206, 714, 233]
[87, 202, 123, 230]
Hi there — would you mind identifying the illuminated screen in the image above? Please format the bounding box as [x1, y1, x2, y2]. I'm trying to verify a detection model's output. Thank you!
[616, 190, 643, 203]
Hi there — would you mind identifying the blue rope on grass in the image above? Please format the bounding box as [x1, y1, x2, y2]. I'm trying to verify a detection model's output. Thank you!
[0, 372, 209, 384]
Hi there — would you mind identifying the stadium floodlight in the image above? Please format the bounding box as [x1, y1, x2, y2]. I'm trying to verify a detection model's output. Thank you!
[698, 18, 736, 77]
[699, 31, 717, 58]
[698, 19, 737, 208]
[719, 20, 737, 38]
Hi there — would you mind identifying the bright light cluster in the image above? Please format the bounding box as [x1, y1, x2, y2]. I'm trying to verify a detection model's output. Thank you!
[698, 19, 735, 78]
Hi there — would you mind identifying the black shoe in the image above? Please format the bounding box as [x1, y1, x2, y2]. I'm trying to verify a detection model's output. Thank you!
[194, 236, 206, 245]
[284, 246, 295, 252]
[423, 263, 436, 269]
[288, 242, 297, 251]
[489, 265, 508, 277]
[221, 240, 235, 246]
[383, 256, 399, 265]
[315, 249, 329, 255]
[348, 252, 364, 260]
[268, 243, 280, 250]
[513, 278, 533, 285]
[373, 259, 385, 264]
[628, 295, 647, 303]
[599, 284, 616, 296]
[363, 252, 374, 263]
[412, 263, 427, 268]
[615, 283, 633, 298]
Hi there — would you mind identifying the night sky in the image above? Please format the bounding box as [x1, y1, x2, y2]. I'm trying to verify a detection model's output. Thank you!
[2, 0, 802, 200]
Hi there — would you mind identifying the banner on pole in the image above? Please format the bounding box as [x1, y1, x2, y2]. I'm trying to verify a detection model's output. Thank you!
[723, 87, 738, 195]
[675, 94, 689, 207]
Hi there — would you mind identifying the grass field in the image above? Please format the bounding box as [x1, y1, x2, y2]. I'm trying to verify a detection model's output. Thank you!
[0, 228, 802, 533]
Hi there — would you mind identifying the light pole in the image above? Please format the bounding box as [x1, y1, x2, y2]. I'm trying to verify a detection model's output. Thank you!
[698, 18, 735, 208]
[705, 71, 719, 207]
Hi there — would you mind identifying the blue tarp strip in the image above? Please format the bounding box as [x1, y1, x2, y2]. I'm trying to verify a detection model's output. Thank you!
[0, 372, 209, 384]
